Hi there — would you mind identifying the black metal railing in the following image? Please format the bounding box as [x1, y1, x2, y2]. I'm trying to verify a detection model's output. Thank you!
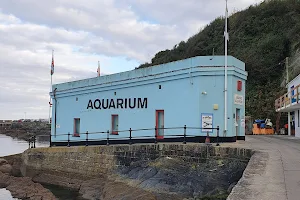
[28, 135, 36, 149]
[27, 134, 51, 149]
[29, 125, 221, 148]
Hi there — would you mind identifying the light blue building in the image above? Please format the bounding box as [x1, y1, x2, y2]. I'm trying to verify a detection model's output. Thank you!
[50, 56, 247, 146]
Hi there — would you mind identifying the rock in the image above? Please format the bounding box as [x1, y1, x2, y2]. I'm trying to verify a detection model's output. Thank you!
[79, 177, 165, 200]
[0, 158, 8, 165]
[0, 159, 12, 175]
[0, 171, 57, 200]
[0, 164, 12, 174]
[227, 182, 237, 193]
[0, 171, 10, 187]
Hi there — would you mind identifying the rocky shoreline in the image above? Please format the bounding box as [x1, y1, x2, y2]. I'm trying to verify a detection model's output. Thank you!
[0, 158, 57, 200]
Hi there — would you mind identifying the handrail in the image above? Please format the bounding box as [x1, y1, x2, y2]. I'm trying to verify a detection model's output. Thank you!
[275, 84, 300, 110]
[28, 125, 220, 148]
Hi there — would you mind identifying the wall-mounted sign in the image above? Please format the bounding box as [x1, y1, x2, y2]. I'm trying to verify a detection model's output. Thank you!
[87, 98, 147, 110]
[201, 113, 213, 133]
[234, 94, 243, 105]
[241, 118, 245, 128]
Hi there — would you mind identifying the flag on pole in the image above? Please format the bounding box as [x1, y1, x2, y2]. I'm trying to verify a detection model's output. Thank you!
[224, 0, 229, 41]
[97, 61, 100, 77]
[50, 51, 54, 75]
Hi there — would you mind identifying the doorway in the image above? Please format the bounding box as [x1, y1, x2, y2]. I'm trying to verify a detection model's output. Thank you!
[111, 114, 119, 135]
[156, 110, 164, 139]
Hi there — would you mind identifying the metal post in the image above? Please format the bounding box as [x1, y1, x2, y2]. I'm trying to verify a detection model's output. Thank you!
[224, 0, 229, 136]
[86, 131, 89, 146]
[30, 137, 33, 148]
[33, 136, 36, 148]
[154, 126, 157, 144]
[205, 131, 210, 144]
[129, 128, 132, 145]
[288, 112, 291, 136]
[216, 126, 220, 146]
[67, 132, 70, 147]
[50, 134, 52, 147]
[106, 130, 109, 145]
[286, 57, 289, 84]
[183, 125, 186, 144]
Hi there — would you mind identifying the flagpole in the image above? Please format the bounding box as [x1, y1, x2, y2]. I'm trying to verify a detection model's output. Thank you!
[48, 50, 54, 124]
[97, 61, 100, 77]
[224, 0, 228, 135]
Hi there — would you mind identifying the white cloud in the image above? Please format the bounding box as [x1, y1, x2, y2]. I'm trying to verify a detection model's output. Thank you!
[0, 0, 262, 119]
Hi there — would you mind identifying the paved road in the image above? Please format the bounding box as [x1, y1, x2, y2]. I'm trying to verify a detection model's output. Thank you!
[226, 135, 300, 200]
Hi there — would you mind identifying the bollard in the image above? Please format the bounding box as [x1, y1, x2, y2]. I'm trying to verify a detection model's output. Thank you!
[67, 132, 70, 147]
[216, 126, 220, 146]
[86, 131, 89, 146]
[106, 130, 110, 145]
[183, 125, 187, 144]
[205, 131, 210, 144]
[129, 128, 132, 145]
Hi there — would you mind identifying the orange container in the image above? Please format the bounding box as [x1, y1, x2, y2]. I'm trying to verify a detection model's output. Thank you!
[252, 124, 261, 135]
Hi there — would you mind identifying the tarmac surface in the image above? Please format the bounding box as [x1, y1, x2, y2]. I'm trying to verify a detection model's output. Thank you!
[226, 135, 300, 200]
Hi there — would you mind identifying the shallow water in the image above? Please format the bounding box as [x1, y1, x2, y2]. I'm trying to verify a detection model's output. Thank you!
[0, 188, 18, 200]
[0, 134, 48, 199]
[0, 134, 48, 157]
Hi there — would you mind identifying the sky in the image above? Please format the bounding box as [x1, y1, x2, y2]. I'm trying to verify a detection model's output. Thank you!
[0, 0, 263, 120]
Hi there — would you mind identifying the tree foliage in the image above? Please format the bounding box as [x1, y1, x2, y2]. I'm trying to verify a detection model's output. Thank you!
[138, 0, 300, 122]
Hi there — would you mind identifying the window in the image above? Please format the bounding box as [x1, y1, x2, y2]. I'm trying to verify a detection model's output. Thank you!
[155, 110, 164, 139]
[237, 80, 242, 91]
[73, 118, 80, 137]
[111, 115, 119, 135]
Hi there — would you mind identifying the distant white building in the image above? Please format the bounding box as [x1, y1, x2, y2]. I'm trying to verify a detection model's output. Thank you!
[275, 74, 300, 137]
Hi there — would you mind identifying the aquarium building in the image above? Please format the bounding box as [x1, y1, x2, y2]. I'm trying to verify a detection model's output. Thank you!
[50, 56, 247, 146]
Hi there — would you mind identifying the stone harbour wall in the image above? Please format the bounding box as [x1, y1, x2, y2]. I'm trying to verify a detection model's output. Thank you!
[21, 144, 253, 180]
[0, 144, 255, 200]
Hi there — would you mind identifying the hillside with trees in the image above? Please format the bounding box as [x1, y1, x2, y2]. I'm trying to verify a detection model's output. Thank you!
[139, 0, 300, 123]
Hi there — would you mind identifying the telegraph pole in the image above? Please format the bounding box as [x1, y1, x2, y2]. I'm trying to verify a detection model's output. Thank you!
[286, 57, 289, 84]
[286, 57, 291, 136]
